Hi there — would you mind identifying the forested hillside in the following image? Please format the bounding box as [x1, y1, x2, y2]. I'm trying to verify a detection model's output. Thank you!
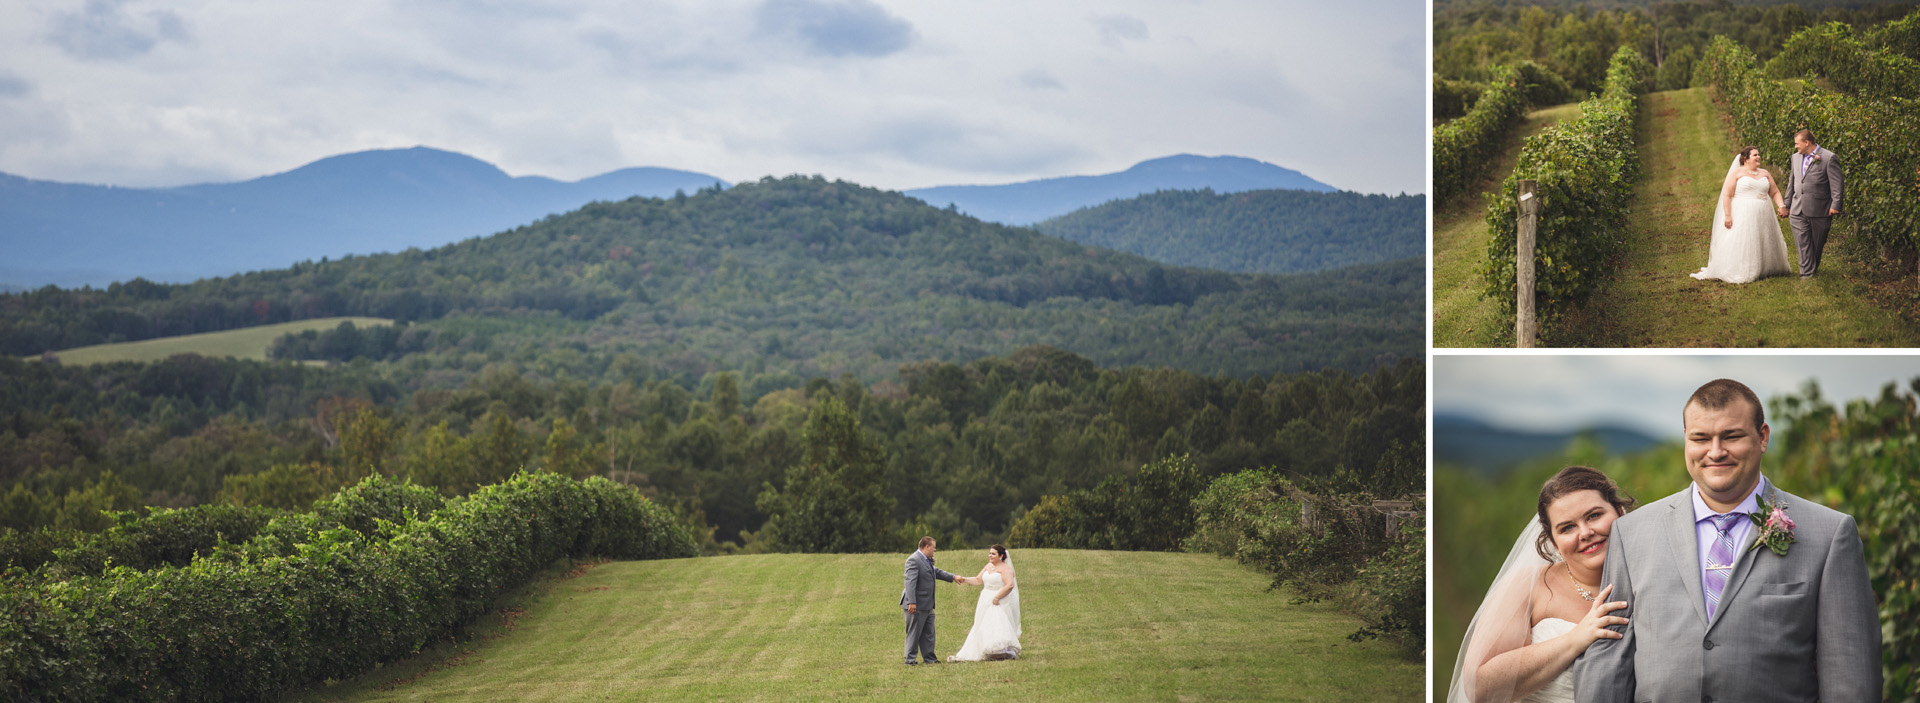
[1033, 189, 1424, 275]
[3, 176, 1420, 380]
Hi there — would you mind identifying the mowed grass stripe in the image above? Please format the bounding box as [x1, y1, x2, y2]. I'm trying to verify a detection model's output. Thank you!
[295, 550, 1419, 702]
[1432, 102, 1582, 348]
[27, 316, 393, 364]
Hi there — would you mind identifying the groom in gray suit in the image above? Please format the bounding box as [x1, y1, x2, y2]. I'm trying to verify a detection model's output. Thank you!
[1785, 129, 1845, 278]
[1574, 379, 1881, 703]
[901, 536, 957, 665]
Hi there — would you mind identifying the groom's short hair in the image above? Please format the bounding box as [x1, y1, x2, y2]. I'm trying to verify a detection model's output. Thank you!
[918, 536, 936, 549]
[1685, 379, 1765, 430]
[1794, 128, 1816, 144]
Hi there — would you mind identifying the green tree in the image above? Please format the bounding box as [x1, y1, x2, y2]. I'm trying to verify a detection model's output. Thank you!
[339, 407, 395, 482]
[544, 417, 599, 479]
[756, 397, 894, 553]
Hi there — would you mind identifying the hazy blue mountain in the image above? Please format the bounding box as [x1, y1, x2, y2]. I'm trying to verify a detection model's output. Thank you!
[1434, 412, 1664, 477]
[903, 154, 1338, 226]
[0, 147, 728, 288]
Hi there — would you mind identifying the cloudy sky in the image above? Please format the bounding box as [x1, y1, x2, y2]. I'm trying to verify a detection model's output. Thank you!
[0, 0, 1425, 195]
[1435, 354, 1920, 438]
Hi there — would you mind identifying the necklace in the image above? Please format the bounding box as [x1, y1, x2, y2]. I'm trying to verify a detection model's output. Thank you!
[1563, 561, 1597, 602]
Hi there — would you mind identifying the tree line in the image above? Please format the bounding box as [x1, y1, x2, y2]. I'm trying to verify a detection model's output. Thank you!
[0, 347, 1425, 552]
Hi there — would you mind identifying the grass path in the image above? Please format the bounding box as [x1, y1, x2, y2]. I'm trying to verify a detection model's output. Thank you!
[27, 317, 392, 364]
[1432, 102, 1583, 347]
[1546, 88, 1919, 347]
[291, 550, 1420, 702]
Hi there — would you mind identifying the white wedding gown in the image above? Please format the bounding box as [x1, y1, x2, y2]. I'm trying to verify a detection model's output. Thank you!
[1690, 175, 1792, 284]
[1519, 618, 1576, 703]
[949, 570, 1021, 661]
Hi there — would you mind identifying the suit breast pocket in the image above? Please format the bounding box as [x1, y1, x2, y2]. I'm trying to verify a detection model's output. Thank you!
[1759, 581, 1807, 596]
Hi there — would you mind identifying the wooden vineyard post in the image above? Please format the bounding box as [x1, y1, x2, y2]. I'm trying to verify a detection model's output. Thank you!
[1515, 180, 1539, 348]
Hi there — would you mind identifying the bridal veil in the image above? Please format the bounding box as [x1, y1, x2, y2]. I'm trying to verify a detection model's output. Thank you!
[1446, 519, 1553, 703]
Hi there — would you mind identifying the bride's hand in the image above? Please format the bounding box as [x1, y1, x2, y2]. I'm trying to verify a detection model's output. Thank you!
[1723, 217, 1733, 229]
[992, 597, 1001, 605]
[1576, 584, 1629, 646]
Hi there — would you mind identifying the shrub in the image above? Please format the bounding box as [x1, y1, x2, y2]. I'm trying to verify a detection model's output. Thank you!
[1435, 63, 1576, 207]
[1006, 454, 1206, 551]
[1767, 21, 1920, 100]
[0, 473, 695, 701]
[41, 504, 282, 578]
[0, 527, 83, 572]
[1481, 46, 1654, 342]
[1434, 75, 1486, 121]
[1349, 517, 1424, 657]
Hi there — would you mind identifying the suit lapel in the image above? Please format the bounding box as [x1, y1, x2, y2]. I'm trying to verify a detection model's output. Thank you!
[1661, 497, 1712, 629]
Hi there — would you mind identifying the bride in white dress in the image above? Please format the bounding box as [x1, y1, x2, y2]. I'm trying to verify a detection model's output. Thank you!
[1447, 467, 1635, 703]
[949, 544, 1020, 662]
[1691, 147, 1792, 283]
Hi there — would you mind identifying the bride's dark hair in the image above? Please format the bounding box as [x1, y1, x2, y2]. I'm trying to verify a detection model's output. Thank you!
[1736, 146, 1760, 165]
[1533, 466, 1635, 563]
[990, 544, 1008, 562]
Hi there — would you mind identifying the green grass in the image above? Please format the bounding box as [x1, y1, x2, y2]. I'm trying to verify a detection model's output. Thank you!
[1542, 88, 1920, 347]
[291, 550, 1420, 703]
[1432, 102, 1583, 348]
[28, 317, 392, 365]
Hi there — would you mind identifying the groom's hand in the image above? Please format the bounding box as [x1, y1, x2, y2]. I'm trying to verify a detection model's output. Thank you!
[1777, 206, 1789, 217]
[907, 603, 917, 614]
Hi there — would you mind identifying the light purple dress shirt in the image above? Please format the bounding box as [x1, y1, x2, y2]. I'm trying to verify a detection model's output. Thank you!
[1691, 476, 1769, 617]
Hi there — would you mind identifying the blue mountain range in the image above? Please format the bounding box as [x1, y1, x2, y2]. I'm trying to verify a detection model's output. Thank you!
[1, 148, 1339, 288]
[903, 154, 1336, 226]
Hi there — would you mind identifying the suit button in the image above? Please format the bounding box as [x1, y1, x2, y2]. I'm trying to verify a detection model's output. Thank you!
[1703, 640, 1714, 650]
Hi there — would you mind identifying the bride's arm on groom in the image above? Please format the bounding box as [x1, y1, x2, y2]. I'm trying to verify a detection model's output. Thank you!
[1572, 533, 1636, 703]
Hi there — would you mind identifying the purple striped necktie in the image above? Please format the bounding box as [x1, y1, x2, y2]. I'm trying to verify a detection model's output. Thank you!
[1704, 512, 1743, 620]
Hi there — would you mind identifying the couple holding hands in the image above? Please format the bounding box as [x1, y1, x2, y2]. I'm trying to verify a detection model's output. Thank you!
[899, 537, 1021, 665]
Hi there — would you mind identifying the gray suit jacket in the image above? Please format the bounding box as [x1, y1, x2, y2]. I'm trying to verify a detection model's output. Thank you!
[1786, 146, 1844, 218]
[901, 550, 956, 612]
[1573, 485, 1881, 703]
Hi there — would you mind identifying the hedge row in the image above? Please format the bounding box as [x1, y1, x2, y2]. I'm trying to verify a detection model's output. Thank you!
[1767, 21, 1920, 100]
[0, 473, 697, 701]
[1702, 34, 1920, 255]
[1434, 75, 1486, 122]
[1434, 62, 1576, 206]
[1480, 46, 1654, 342]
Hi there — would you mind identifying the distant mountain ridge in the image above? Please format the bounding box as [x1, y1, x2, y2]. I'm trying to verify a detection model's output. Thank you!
[904, 154, 1338, 226]
[0, 147, 729, 288]
[1434, 412, 1664, 476]
[1, 149, 1341, 289]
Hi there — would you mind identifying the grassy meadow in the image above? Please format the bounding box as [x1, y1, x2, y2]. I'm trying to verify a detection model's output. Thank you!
[291, 550, 1421, 703]
[27, 317, 392, 365]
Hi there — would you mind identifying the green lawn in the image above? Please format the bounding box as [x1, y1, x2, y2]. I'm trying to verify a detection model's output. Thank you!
[1540, 88, 1920, 347]
[291, 550, 1420, 703]
[28, 317, 392, 365]
[1432, 102, 1583, 348]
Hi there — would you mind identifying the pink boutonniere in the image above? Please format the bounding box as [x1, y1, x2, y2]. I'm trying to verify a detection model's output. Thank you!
[1747, 490, 1796, 556]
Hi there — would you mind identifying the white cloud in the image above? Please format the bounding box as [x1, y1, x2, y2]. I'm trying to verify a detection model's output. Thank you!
[0, 0, 1426, 195]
